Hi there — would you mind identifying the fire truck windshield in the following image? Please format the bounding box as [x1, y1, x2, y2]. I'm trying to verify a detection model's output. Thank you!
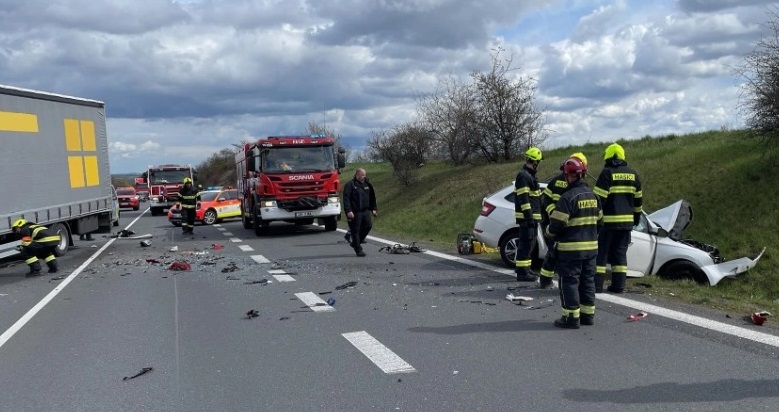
[262, 146, 335, 173]
[150, 170, 190, 184]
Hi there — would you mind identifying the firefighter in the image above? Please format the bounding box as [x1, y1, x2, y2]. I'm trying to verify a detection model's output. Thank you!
[513, 147, 543, 281]
[177, 177, 200, 235]
[12, 219, 61, 276]
[343, 168, 377, 257]
[539, 152, 588, 289]
[593, 143, 643, 293]
[545, 157, 602, 328]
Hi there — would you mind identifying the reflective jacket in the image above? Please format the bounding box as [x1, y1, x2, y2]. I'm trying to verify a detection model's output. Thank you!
[18, 222, 60, 247]
[540, 172, 568, 227]
[177, 185, 200, 209]
[546, 179, 602, 260]
[593, 159, 642, 230]
[514, 164, 541, 224]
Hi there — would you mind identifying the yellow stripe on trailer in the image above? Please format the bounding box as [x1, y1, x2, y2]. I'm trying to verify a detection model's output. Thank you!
[0, 111, 39, 133]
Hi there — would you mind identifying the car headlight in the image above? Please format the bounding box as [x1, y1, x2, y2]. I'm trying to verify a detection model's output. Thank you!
[260, 200, 276, 208]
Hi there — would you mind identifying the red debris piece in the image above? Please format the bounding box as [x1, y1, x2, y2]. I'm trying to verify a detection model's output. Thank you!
[627, 311, 648, 322]
[168, 261, 191, 271]
[212, 243, 224, 250]
[751, 311, 771, 326]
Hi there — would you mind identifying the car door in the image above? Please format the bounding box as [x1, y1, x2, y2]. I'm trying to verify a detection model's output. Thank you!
[221, 190, 241, 217]
[626, 213, 655, 277]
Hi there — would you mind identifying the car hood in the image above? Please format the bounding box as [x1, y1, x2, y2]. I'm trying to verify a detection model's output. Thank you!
[647, 200, 691, 240]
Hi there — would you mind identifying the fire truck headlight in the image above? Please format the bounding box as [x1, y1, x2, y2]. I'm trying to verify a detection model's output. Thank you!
[328, 196, 339, 204]
[260, 200, 276, 208]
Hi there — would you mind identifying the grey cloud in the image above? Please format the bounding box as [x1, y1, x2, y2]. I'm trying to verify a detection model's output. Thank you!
[676, 0, 775, 14]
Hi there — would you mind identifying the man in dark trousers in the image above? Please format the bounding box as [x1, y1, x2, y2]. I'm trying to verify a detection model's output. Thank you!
[177, 177, 201, 235]
[593, 143, 643, 293]
[343, 168, 377, 257]
[545, 157, 602, 329]
[514, 147, 543, 281]
[12, 218, 61, 276]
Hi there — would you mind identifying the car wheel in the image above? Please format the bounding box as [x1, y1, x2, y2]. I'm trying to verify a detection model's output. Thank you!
[659, 260, 709, 285]
[499, 231, 520, 268]
[203, 209, 217, 225]
[133, 206, 139, 211]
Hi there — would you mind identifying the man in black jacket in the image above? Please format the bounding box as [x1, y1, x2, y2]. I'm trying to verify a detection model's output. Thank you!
[343, 168, 377, 257]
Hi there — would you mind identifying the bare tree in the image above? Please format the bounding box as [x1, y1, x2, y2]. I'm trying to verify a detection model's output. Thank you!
[737, 7, 779, 149]
[367, 123, 432, 185]
[308, 121, 347, 153]
[417, 74, 479, 164]
[471, 48, 546, 162]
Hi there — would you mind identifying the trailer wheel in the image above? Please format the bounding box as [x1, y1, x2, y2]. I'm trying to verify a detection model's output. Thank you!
[50, 223, 70, 256]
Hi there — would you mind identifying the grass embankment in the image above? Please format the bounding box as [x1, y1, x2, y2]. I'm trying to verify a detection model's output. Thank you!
[341, 130, 776, 315]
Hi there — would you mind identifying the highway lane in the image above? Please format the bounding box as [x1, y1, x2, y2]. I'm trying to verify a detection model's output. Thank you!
[1, 209, 778, 411]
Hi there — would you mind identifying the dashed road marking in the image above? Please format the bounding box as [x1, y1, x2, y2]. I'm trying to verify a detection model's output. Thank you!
[268, 269, 286, 274]
[217, 227, 226, 231]
[295, 292, 335, 312]
[223, 232, 234, 236]
[229, 238, 243, 243]
[251, 255, 271, 264]
[272, 274, 295, 282]
[342, 331, 416, 374]
[238, 245, 254, 252]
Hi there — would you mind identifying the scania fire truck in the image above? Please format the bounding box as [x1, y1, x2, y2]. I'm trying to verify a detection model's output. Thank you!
[236, 134, 345, 235]
[138, 164, 196, 216]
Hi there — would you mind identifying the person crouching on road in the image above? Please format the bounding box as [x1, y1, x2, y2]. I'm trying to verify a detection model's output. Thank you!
[545, 157, 602, 329]
[343, 168, 377, 257]
[177, 177, 200, 235]
[11, 218, 60, 276]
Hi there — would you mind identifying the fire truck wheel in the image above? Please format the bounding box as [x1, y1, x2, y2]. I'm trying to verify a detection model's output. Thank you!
[323, 216, 337, 231]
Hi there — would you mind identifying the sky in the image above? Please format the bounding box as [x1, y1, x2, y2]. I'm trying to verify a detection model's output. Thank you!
[1, 0, 776, 173]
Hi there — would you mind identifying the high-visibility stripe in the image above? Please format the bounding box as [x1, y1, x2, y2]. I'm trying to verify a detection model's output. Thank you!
[609, 186, 636, 194]
[515, 187, 529, 195]
[603, 215, 633, 223]
[556, 241, 598, 251]
[568, 216, 600, 226]
[581, 305, 595, 315]
[0, 111, 38, 132]
[562, 308, 580, 317]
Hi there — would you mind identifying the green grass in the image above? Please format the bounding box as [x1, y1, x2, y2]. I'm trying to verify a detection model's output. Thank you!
[341, 130, 777, 315]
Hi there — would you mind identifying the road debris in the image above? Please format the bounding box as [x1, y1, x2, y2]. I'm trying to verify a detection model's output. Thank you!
[139, 240, 152, 247]
[246, 309, 259, 319]
[122, 367, 153, 381]
[506, 294, 533, 302]
[168, 261, 191, 271]
[627, 311, 649, 322]
[335, 281, 358, 290]
[169, 246, 178, 252]
[327, 297, 336, 306]
[212, 243, 224, 250]
[752, 311, 771, 326]
[50, 275, 66, 281]
[221, 262, 239, 273]
[244, 279, 270, 285]
[378, 242, 425, 254]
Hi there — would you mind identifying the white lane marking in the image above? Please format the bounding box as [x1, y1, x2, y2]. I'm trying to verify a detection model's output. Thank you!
[335, 228, 779, 348]
[223, 232, 234, 236]
[251, 255, 270, 264]
[268, 269, 286, 274]
[272, 274, 295, 282]
[342, 331, 416, 374]
[217, 227, 226, 231]
[213, 224, 222, 227]
[229, 238, 243, 243]
[295, 292, 335, 312]
[598, 294, 779, 347]
[238, 245, 254, 252]
[0, 212, 148, 350]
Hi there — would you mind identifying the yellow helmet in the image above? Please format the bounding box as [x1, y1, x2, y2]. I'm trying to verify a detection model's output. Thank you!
[525, 147, 543, 162]
[604, 143, 625, 160]
[570, 152, 588, 166]
[183, 177, 192, 184]
[12, 218, 27, 228]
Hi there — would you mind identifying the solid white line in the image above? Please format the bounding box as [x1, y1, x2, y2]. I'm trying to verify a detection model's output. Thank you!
[335, 228, 779, 348]
[598, 294, 779, 347]
[0, 212, 148, 350]
[229, 238, 243, 243]
[251, 255, 270, 264]
[272, 274, 295, 282]
[295, 292, 335, 312]
[223, 231, 234, 236]
[267, 269, 286, 274]
[342, 331, 416, 374]
[238, 245, 254, 252]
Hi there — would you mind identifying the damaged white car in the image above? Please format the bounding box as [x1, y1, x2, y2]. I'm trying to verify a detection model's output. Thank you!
[472, 184, 764, 286]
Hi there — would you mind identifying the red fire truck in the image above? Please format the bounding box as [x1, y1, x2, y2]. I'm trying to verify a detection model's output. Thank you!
[235, 134, 345, 235]
[137, 164, 196, 216]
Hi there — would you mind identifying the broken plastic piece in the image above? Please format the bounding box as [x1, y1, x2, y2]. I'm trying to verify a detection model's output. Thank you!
[122, 367, 153, 381]
[335, 281, 358, 290]
[627, 311, 649, 321]
[140, 240, 151, 247]
[212, 243, 224, 250]
[169, 246, 178, 252]
[506, 294, 533, 302]
[168, 261, 191, 271]
[246, 309, 259, 319]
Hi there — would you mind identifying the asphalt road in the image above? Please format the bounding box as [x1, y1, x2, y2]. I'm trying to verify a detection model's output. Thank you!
[1, 207, 778, 411]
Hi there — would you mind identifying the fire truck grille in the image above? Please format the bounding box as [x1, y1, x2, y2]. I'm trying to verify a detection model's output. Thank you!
[276, 180, 326, 195]
[278, 197, 327, 211]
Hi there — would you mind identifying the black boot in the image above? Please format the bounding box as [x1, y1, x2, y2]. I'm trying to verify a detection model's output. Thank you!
[580, 313, 594, 326]
[539, 276, 554, 289]
[516, 269, 538, 282]
[554, 314, 580, 329]
[47, 260, 58, 273]
[594, 274, 604, 293]
[26, 261, 42, 277]
[608, 273, 626, 293]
